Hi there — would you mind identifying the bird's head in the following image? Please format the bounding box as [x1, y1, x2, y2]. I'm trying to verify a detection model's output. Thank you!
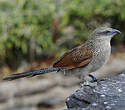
[90, 27, 121, 40]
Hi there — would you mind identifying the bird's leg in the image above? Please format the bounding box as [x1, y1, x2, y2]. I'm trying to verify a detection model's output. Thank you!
[88, 74, 98, 82]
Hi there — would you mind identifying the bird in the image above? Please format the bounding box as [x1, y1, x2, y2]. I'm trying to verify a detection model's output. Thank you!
[3, 27, 121, 81]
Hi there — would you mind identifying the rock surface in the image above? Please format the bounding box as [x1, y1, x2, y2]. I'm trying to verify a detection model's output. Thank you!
[65, 73, 125, 110]
[0, 74, 80, 110]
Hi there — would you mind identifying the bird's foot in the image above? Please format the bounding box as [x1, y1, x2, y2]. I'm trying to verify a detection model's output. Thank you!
[80, 75, 106, 87]
[88, 74, 106, 85]
[80, 78, 97, 87]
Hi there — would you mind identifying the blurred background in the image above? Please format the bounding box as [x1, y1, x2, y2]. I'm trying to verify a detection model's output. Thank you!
[0, 0, 125, 110]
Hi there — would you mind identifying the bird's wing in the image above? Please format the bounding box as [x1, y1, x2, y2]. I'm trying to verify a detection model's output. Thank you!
[53, 45, 93, 69]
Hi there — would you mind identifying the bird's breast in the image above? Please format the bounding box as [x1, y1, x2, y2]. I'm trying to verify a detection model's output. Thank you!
[89, 41, 111, 72]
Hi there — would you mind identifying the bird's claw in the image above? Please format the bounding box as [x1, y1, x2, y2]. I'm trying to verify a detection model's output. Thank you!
[80, 79, 97, 87]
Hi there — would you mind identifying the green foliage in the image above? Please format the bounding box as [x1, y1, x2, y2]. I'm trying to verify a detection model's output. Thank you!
[0, 0, 56, 59]
[0, 0, 124, 67]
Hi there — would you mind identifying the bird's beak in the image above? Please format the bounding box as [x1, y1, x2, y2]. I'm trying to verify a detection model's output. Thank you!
[112, 29, 121, 34]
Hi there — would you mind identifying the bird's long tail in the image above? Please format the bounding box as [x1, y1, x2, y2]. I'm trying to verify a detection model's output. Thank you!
[3, 67, 65, 81]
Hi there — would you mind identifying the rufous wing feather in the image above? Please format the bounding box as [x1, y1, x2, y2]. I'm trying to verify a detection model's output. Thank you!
[53, 45, 93, 69]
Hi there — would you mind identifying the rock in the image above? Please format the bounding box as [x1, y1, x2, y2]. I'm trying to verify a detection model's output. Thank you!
[37, 96, 64, 107]
[0, 92, 7, 103]
[3, 107, 37, 110]
[1, 78, 57, 98]
[65, 72, 125, 110]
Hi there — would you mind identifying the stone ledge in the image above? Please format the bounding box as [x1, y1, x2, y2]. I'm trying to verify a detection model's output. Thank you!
[65, 72, 125, 110]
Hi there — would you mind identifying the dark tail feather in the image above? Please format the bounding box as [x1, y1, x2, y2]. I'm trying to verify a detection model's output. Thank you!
[3, 67, 63, 81]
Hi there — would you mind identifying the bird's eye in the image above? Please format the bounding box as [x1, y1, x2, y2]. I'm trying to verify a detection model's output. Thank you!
[96, 30, 111, 35]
